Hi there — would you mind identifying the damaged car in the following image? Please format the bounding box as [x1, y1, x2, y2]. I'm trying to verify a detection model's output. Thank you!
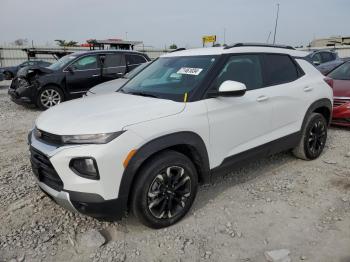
[8, 50, 150, 109]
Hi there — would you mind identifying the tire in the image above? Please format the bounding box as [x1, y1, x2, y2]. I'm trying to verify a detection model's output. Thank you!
[131, 150, 198, 229]
[3, 71, 13, 80]
[292, 113, 327, 160]
[36, 86, 64, 110]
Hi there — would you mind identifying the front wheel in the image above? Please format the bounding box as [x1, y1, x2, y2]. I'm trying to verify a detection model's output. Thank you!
[293, 113, 327, 160]
[37, 86, 63, 110]
[131, 150, 198, 228]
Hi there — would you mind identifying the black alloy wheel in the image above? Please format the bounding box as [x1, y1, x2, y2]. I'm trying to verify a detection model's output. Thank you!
[131, 150, 198, 228]
[147, 166, 191, 219]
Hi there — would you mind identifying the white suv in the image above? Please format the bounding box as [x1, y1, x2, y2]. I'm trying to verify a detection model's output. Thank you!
[29, 43, 333, 228]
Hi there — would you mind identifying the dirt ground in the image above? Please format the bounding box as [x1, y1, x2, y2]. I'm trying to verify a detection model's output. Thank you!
[0, 84, 349, 262]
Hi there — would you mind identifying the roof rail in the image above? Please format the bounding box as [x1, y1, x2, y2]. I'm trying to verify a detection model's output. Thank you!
[224, 43, 295, 50]
[170, 48, 186, 53]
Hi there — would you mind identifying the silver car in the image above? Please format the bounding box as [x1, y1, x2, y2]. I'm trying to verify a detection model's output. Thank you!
[85, 62, 150, 96]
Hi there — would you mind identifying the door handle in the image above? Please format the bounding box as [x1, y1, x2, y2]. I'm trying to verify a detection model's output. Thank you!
[92, 74, 100, 77]
[303, 86, 313, 92]
[256, 95, 268, 102]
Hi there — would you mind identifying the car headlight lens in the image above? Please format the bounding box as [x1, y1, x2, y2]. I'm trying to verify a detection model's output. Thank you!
[61, 131, 125, 144]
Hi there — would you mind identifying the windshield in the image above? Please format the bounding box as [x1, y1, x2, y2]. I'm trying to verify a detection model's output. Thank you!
[328, 61, 350, 80]
[120, 55, 218, 102]
[48, 55, 77, 71]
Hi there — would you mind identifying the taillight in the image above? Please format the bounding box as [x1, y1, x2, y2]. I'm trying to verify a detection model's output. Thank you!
[324, 77, 334, 89]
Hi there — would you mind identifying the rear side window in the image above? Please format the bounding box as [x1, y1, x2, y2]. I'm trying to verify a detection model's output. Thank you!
[263, 54, 299, 86]
[102, 54, 123, 68]
[126, 54, 147, 65]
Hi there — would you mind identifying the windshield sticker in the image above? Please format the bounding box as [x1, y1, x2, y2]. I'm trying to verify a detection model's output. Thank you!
[177, 67, 203, 76]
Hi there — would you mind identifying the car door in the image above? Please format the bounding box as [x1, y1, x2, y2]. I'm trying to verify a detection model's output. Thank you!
[65, 55, 101, 96]
[262, 54, 308, 139]
[101, 53, 126, 82]
[125, 54, 148, 72]
[205, 54, 273, 166]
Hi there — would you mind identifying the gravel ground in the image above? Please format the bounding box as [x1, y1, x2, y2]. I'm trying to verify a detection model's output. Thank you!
[0, 85, 349, 262]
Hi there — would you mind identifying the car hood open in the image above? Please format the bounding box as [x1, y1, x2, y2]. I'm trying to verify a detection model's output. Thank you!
[35, 92, 185, 135]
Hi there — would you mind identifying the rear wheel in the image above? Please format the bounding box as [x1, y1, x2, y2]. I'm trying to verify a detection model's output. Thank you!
[131, 150, 198, 228]
[37, 86, 63, 110]
[293, 113, 327, 160]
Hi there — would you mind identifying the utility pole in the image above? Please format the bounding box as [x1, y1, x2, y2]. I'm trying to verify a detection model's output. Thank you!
[125, 32, 128, 40]
[224, 28, 226, 45]
[273, 3, 280, 44]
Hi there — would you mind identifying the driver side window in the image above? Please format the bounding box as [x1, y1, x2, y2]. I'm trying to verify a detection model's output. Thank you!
[71, 56, 98, 70]
[211, 54, 263, 91]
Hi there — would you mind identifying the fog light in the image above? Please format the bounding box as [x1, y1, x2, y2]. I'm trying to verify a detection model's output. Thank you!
[70, 158, 99, 180]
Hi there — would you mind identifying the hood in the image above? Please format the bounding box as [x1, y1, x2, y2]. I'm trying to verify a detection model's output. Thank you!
[17, 65, 53, 78]
[333, 79, 350, 98]
[88, 78, 128, 95]
[36, 92, 185, 135]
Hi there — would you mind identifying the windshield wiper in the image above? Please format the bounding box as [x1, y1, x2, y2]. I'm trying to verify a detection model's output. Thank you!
[128, 91, 158, 98]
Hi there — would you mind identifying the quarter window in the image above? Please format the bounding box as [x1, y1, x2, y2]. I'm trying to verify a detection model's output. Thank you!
[102, 54, 123, 68]
[211, 54, 263, 90]
[263, 54, 299, 86]
[71, 55, 98, 70]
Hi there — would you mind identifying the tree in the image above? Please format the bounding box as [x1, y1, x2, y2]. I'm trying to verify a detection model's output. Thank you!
[13, 38, 28, 46]
[169, 44, 178, 49]
[55, 40, 79, 47]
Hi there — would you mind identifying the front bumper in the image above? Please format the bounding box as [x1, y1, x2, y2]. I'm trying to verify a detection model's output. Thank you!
[8, 82, 37, 105]
[28, 129, 144, 219]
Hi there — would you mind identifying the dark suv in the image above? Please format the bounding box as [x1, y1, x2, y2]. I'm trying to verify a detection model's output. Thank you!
[8, 50, 150, 109]
[306, 50, 338, 66]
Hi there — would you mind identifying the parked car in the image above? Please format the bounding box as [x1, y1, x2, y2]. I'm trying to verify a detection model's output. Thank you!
[0, 60, 51, 80]
[326, 61, 350, 126]
[8, 50, 150, 109]
[85, 62, 150, 96]
[306, 50, 338, 66]
[29, 43, 332, 228]
[317, 57, 350, 75]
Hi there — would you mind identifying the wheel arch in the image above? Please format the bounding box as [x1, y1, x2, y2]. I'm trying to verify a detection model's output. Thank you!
[302, 98, 332, 129]
[118, 131, 210, 205]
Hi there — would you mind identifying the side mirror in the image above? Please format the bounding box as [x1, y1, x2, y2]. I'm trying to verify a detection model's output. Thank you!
[66, 66, 76, 73]
[313, 60, 321, 66]
[208, 80, 247, 98]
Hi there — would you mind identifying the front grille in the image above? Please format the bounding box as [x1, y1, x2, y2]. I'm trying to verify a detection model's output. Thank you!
[35, 129, 62, 145]
[30, 147, 63, 191]
[334, 98, 350, 107]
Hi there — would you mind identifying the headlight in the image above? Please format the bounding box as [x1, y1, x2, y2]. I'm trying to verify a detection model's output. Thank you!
[61, 131, 125, 144]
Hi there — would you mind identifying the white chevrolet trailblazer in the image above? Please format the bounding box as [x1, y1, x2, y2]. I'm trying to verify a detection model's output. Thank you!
[29, 43, 333, 228]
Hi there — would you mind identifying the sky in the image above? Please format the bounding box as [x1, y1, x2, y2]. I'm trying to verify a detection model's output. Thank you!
[1, 0, 349, 48]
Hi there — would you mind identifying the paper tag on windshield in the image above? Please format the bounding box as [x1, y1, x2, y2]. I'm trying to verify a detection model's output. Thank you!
[177, 67, 203, 75]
